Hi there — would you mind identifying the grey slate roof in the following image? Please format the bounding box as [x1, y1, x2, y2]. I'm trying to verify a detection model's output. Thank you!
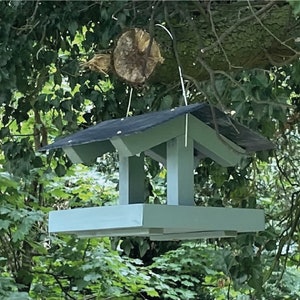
[41, 103, 275, 153]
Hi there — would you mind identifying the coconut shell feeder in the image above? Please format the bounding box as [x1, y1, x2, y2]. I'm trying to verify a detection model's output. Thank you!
[82, 28, 164, 84]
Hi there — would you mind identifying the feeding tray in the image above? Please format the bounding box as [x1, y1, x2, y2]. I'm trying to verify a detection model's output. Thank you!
[42, 103, 274, 240]
[49, 204, 265, 241]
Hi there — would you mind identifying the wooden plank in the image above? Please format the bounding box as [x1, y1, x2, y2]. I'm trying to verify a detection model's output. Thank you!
[142, 205, 265, 232]
[150, 231, 237, 241]
[166, 135, 194, 206]
[145, 143, 167, 165]
[49, 204, 264, 238]
[145, 143, 206, 168]
[110, 115, 185, 157]
[119, 153, 145, 205]
[188, 114, 247, 167]
[63, 141, 114, 164]
[49, 205, 144, 233]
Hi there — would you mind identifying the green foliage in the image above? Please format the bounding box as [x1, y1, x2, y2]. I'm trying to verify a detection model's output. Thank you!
[0, 1, 299, 299]
[30, 236, 158, 299]
[148, 243, 213, 299]
[288, 0, 300, 15]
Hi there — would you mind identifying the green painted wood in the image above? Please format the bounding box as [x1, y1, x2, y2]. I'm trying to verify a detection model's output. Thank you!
[145, 143, 167, 164]
[188, 114, 247, 167]
[63, 113, 247, 169]
[145, 143, 206, 169]
[73, 228, 158, 238]
[167, 134, 194, 206]
[48, 204, 265, 239]
[119, 153, 145, 205]
[151, 231, 237, 241]
[49, 205, 145, 233]
[142, 205, 264, 232]
[110, 115, 185, 157]
[63, 141, 114, 164]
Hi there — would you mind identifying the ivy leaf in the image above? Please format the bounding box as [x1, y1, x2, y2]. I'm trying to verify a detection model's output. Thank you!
[159, 95, 173, 110]
[53, 115, 63, 131]
[55, 163, 66, 177]
[0, 127, 10, 138]
[68, 21, 78, 36]
[121, 239, 133, 256]
[33, 156, 44, 168]
[255, 72, 269, 88]
[265, 239, 277, 251]
[54, 70, 62, 86]
[138, 241, 150, 258]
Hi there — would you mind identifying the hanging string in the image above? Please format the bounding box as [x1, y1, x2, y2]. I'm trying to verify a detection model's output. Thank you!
[155, 23, 189, 146]
[126, 87, 133, 117]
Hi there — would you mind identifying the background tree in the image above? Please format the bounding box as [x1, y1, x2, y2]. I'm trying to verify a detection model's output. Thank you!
[0, 0, 299, 299]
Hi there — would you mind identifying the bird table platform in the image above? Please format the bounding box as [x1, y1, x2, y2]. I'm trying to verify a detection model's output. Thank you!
[41, 103, 274, 240]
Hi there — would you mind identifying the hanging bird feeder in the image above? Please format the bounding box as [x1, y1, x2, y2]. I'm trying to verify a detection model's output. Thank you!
[82, 28, 164, 84]
[41, 103, 274, 240]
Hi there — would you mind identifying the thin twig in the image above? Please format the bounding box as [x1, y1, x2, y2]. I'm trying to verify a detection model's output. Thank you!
[263, 49, 299, 67]
[207, 0, 240, 70]
[184, 74, 246, 156]
[196, 56, 240, 134]
[142, 1, 158, 78]
[162, 3, 189, 147]
[227, 279, 231, 300]
[277, 192, 300, 283]
[247, 0, 299, 55]
[162, 4, 188, 106]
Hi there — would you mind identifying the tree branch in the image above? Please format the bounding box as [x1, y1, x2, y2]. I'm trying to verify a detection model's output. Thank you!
[247, 0, 299, 55]
[201, 0, 277, 53]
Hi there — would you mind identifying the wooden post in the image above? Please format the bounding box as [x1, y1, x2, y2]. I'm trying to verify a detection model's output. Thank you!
[167, 134, 194, 206]
[119, 153, 145, 205]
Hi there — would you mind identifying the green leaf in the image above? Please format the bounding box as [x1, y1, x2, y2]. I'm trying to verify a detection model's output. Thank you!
[54, 70, 62, 86]
[33, 156, 43, 168]
[265, 239, 277, 251]
[145, 288, 159, 297]
[68, 21, 78, 36]
[53, 115, 63, 131]
[159, 95, 173, 110]
[0, 173, 18, 189]
[288, 0, 300, 15]
[55, 163, 66, 177]
[181, 280, 194, 287]
[0, 220, 11, 230]
[12, 229, 24, 242]
[138, 241, 149, 258]
[121, 239, 133, 256]
[255, 72, 269, 88]
[84, 272, 101, 282]
[0, 126, 10, 138]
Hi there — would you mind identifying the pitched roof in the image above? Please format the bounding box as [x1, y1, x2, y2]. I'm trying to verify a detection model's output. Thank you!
[41, 103, 275, 153]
